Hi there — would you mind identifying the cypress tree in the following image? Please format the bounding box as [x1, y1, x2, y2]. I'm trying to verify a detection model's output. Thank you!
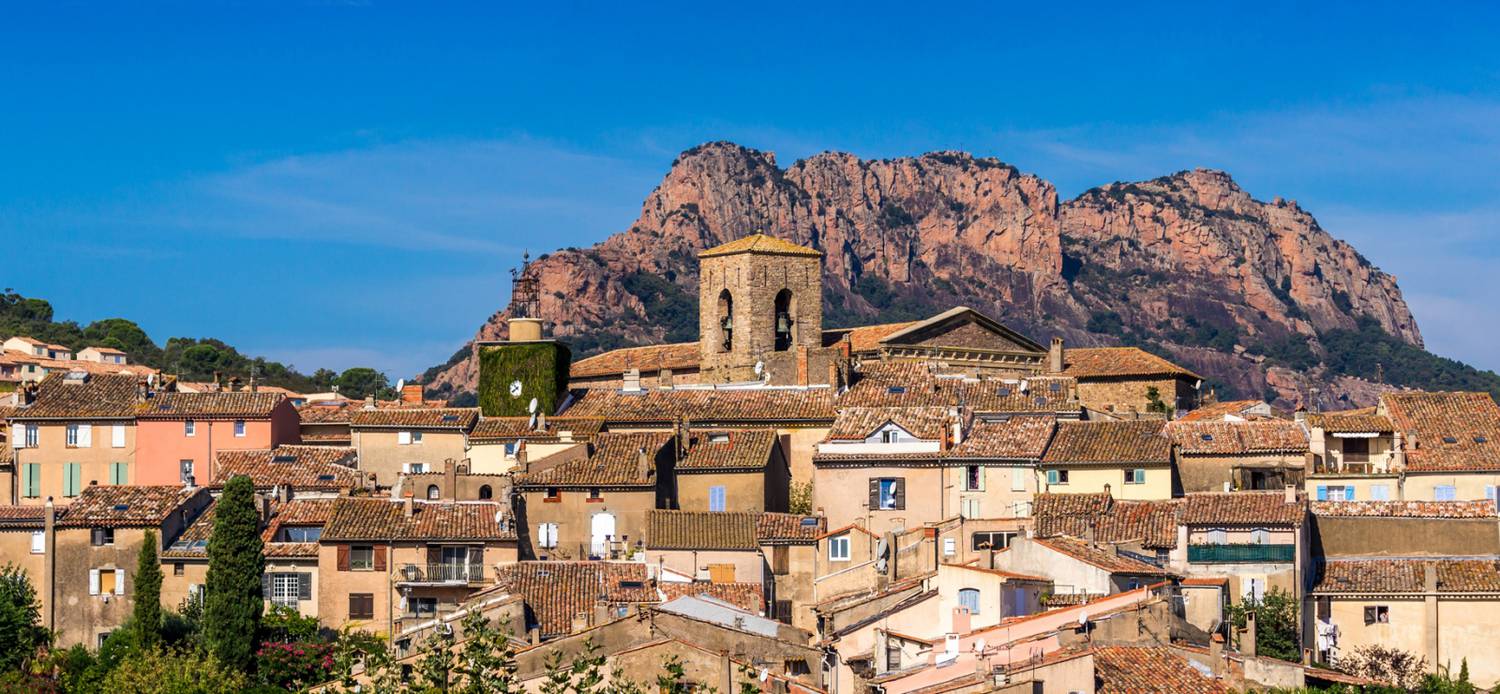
[203, 475, 264, 670]
[132, 529, 163, 649]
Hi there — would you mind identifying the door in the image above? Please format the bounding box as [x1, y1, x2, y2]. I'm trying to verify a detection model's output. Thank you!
[590, 512, 616, 557]
[440, 546, 470, 581]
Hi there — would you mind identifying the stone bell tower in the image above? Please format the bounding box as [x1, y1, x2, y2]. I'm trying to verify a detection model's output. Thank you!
[697, 233, 824, 384]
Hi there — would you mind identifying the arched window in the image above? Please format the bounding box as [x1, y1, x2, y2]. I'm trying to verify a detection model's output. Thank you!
[426, 484, 440, 500]
[958, 588, 980, 615]
[717, 290, 734, 352]
[774, 289, 794, 351]
[478, 485, 493, 500]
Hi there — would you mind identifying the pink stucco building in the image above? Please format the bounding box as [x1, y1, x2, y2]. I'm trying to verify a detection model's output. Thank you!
[134, 391, 300, 486]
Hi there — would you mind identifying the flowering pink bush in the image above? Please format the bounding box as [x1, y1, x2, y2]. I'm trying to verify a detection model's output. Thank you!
[255, 640, 334, 689]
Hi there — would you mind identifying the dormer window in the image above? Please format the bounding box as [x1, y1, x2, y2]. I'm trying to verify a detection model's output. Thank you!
[881, 429, 899, 444]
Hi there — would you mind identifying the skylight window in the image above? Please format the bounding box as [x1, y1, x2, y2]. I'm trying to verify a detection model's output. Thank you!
[998, 387, 1012, 396]
[112, 504, 130, 511]
[1476, 436, 1489, 444]
[708, 433, 730, 443]
[441, 414, 459, 423]
[799, 517, 820, 527]
[1443, 436, 1459, 444]
[887, 386, 907, 394]
[1201, 434, 1214, 441]
[271, 455, 297, 463]
[317, 474, 336, 481]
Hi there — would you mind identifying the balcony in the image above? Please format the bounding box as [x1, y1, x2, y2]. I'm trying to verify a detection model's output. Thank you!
[396, 562, 485, 584]
[1188, 543, 1295, 564]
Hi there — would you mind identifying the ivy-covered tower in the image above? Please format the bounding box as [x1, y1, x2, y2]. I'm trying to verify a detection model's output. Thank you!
[477, 252, 571, 416]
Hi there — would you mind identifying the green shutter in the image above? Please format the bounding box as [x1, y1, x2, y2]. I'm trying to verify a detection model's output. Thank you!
[64, 463, 81, 496]
[110, 462, 127, 485]
[22, 464, 39, 498]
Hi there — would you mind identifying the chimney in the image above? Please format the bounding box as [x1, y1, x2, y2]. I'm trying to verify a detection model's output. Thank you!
[364, 394, 376, 410]
[660, 368, 674, 389]
[1284, 484, 1297, 504]
[952, 607, 972, 635]
[637, 446, 651, 480]
[719, 651, 733, 694]
[42, 497, 56, 631]
[1103, 483, 1112, 499]
[184, 474, 197, 491]
[1049, 337, 1065, 374]
[213, 370, 223, 390]
[828, 362, 840, 390]
[796, 345, 810, 386]
[258, 493, 271, 523]
[570, 611, 590, 634]
[622, 368, 641, 393]
[444, 458, 458, 500]
[1209, 633, 1225, 676]
[404, 493, 415, 518]
[1243, 610, 1258, 657]
[276, 484, 291, 504]
[401, 383, 424, 404]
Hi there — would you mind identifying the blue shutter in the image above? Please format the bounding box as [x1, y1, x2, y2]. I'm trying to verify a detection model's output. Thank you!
[1346, 486, 1355, 501]
[709, 486, 726, 512]
[1316, 486, 1328, 501]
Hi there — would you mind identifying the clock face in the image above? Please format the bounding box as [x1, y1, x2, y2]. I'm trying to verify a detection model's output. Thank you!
[509, 380, 523, 398]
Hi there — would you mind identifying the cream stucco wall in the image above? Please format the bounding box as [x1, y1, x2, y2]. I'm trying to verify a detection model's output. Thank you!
[1039, 464, 1171, 500]
[352, 429, 468, 488]
[11, 420, 135, 505]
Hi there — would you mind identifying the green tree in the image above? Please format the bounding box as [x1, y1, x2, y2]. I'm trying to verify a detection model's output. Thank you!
[336, 367, 393, 400]
[787, 481, 813, 515]
[132, 530, 163, 649]
[1227, 587, 1300, 662]
[656, 655, 690, 694]
[100, 647, 249, 694]
[414, 623, 458, 692]
[1144, 386, 1170, 414]
[0, 565, 47, 672]
[203, 475, 265, 671]
[455, 610, 518, 694]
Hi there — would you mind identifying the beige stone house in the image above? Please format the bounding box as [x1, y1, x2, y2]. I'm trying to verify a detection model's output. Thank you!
[645, 509, 768, 611]
[0, 504, 58, 630]
[812, 406, 952, 537]
[1173, 490, 1307, 605]
[1304, 409, 1401, 501]
[1167, 420, 1310, 492]
[8, 372, 138, 505]
[676, 428, 788, 513]
[1061, 346, 1202, 416]
[943, 415, 1057, 521]
[994, 535, 1172, 597]
[756, 511, 824, 630]
[1040, 419, 1174, 500]
[465, 416, 602, 475]
[349, 407, 478, 487]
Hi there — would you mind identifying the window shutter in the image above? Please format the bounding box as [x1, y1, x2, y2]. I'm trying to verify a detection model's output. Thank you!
[398, 431, 412, 445]
[78, 424, 92, 447]
[112, 425, 126, 448]
[9, 425, 21, 449]
[337, 545, 350, 571]
[89, 569, 100, 595]
[1346, 487, 1355, 501]
[1316, 486, 1328, 501]
[373, 545, 387, 571]
[427, 545, 441, 566]
[115, 568, 126, 595]
[298, 573, 312, 600]
[1011, 467, 1026, 492]
[31, 531, 43, 554]
[868, 479, 880, 509]
[262, 573, 272, 597]
[893, 478, 906, 510]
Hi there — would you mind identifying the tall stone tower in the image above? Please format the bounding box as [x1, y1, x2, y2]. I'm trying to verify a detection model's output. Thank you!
[697, 233, 824, 384]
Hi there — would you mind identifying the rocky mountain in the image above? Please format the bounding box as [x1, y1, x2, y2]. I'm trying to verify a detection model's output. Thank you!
[425, 142, 1498, 409]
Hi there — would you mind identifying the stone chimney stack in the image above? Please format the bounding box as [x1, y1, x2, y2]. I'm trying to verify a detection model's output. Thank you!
[404, 493, 415, 518]
[444, 458, 458, 500]
[42, 497, 56, 631]
[1243, 610, 1258, 657]
[364, 394, 376, 410]
[622, 368, 642, 393]
[1049, 337, 1065, 374]
[1285, 484, 1297, 504]
[637, 446, 651, 480]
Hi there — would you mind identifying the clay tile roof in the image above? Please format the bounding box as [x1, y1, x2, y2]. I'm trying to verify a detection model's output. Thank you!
[137, 391, 284, 419]
[349, 407, 479, 430]
[1310, 500, 1498, 519]
[11, 372, 139, 419]
[296, 402, 358, 423]
[659, 582, 765, 614]
[161, 503, 218, 557]
[822, 322, 918, 352]
[1177, 400, 1274, 422]
[1166, 420, 1308, 455]
[570, 342, 701, 379]
[470, 416, 604, 443]
[1062, 347, 1201, 381]
[321, 498, 514, 542]
[213, 445, 362, 491]
[0, 505, 55, 528]
[1094, 646, 1231, 694]
[1042, 420, 1171, 465]
[58, 485, 205, 528]
[262, 498, 339, 558]
[1032, 493, 1181, 549]
[498, 561, 656, 638]
[647, 510, 759, 551]
[698, 233, 822, 258]
[1382, 391, 1500, 472]
[1033, 536, 1172, 575]
[564, 388, 836, 423]
[828, 407, 950, 441]
[1312, 558, 1500, 594]
[1307, 410, 1394, 434]
[515, 431, 674, 487]
[1178, 491, 1305, 527]
[838, 362, 1080, 413]
[948, 416, 1056, 459]
[680, 429, 777, 471]
[757, 512, 825, 544]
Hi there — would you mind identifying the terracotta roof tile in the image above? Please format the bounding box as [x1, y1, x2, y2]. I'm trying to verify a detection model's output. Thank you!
[948, 416, 1056, 459]
[822, 322, 918, 353]
[470, 416, 604, 442]
[1310, 500, 1497, 519]
[1033, 536, 1172, 575]
[1032, 493, 1180, 549]
[757, 512, 824, 544]
[261, 498, 339, 558]
[137, 391, 284, 419]
[659, 582, 765, 614]
[11, 372, 139, 419]
[1094, 646, 1231, 694]
[1383, 392, 1500, 472]
[1042, 420, 1171, 465]
[296, 402, 359, 423]
[1312, 558, 1500, 594]
[698, 234, 822, 258]
[828, 407, 950, 441]
[497, 561, 655, 637]
[1177, 400, 1276, 422]
[564, 387, 836, 423]
[322, 498, 514, 542]
[1306, 411, 1394, 434]
[0, 505, 56, 528]
[213, 445, 363, 491]
[680, 429, 778, 471]
[349, 407, 479, 430]
[1178, 491, 1305, 527]
[838, 362, 1079, 413]
[1166, 420, 1308, 455]
[58, 485, 205, 528]
[571, 342, 700, 379]
[1062, 347, 1201, 381]
[515, 432, 673, 487]
[647, 510, 759, 551]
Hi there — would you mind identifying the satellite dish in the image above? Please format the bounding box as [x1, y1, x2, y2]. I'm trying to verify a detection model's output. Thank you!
[528, 397, 539, 414]
[396, 378, 405, 393]
[874, 536, 891, 572]
[973, 638, 986, 653]
[1019, 379, 1029, 393]
[758, 669, 769, 683]
[1077, 611, 1089, 627]
[753, 361, 764, 376]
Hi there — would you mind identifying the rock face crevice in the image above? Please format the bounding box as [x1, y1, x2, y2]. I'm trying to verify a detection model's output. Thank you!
[426, 142, 1422, 408]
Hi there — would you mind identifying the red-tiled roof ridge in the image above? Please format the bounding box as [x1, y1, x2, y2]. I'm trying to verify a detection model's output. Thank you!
[570, 342, 700, 379]
[1178, 490, 1306, 527]
[1062, 347, 1202, 381]
[1032, 536, 1173, 575]
[817, 522, 880, 541]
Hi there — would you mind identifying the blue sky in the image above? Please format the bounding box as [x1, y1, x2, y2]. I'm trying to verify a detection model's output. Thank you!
[5, 2, 1500, 378]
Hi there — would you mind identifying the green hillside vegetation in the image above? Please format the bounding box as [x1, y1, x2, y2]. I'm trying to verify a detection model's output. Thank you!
[0, 290, 393, 398]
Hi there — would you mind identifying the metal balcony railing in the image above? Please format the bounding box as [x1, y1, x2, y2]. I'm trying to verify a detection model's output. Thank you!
[1187, 544, 1295, 564]
[396, 562, 485, 584]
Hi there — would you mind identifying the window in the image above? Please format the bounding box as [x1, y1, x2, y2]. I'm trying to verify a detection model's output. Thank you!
[871, 478, 903, 510]
[21, 464, 39, 498]
[111, 425, 126, 448]
[1435, 485, 1457, 501]
[1371, 484, 1391, 501]
[1205, 529, 1228, 545]
[426, 485, 441, 500]
[544, 487, 561, 502]
[478, 485, 493, 500]
[964, 465, 983, 491]
[1250, 528, 1271, 544]
[279, 526, 323, 542]
[90, 568, 124, 596]
[398, 431, 412, 445]
[185, 420, 196, 437]
[23, 425, 38, 448]
[233, 420, 246, 437]
[960, 497, 982, 518]
[588, 487, 603, 501]
[537, 523, 559, 549]
[972, 531, 1016, 551]
[943, 537, 956, 556]
[410, 597, 438, 616]
[30, 531, 44, 554]
[1364, 605, 1390, 625]
[881, 429, 899, 444]
[350, 545, 375, 571]
[270, 573, 301, 608]
[92, 528, 115, 546]
[1244, 578, 1265, 602]
[717, 289, 734, 352]
[63, 463, 82, 497]
[1011, 467, 1027, 492]
[1046, 469, 1069, 485]
[173, 563, 184, 576]
[886, 641, 902, 670]
[958, 588, 980, 615]
[1124, 468, 1146, 485]
[709, 486, 726, 512]
[109, 462, 128, 485]
[1316, 485, 1353, 502]
[67, 423, 91, 447]
[402, 462, 427, 474]
[828, 534, 851, 561]
[180, 460, 195, 485]
[412, 431, 423, 444]
[349, 593, 375, 620]
[774, 289, 794, 351]
[504, 442, 518, 457]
